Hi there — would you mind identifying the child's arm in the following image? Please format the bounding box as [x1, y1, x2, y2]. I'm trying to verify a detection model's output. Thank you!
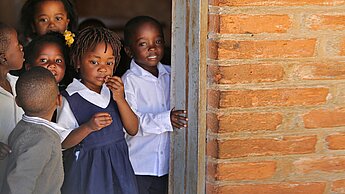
[106, 76, 138, 136]
[61, 112, 113, 149]
[0, 142, 11, 160]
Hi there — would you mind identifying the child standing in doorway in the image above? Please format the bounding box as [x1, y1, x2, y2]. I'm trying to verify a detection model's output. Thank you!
[0, 22, 25, 191]
[19, 0, 78, 45]
[122, 16, 188, 194]
[57, 26, 139, 194]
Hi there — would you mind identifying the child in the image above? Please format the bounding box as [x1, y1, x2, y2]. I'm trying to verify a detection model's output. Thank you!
[122, 16, 188, 194]
[0, 22, 25, 190]
[2, 67, 64, 194]
[20, 0, 78, 44]
[24, 31, 74, 90]
[57, 26, 139, 194]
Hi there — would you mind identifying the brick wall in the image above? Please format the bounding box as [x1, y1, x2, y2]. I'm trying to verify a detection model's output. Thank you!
[206, 0, 345, 193]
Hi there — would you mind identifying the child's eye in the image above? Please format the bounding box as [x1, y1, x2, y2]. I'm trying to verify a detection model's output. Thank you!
[39, 58, 48, 63]
[138, 42, 147, 47]
[38, 18, 48, 23]
[56, 59, 63, 63]
[107, 61, 114, 66]
[56, 17, 63, 21]
[89, 60, 98, 65]
[156, 39, 164, 44]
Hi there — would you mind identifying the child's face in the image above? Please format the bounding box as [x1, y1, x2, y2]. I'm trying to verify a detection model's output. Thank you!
[125, 22, 164, 71]
[4, 30, 24, 71]
[78, 43, 115, 93]
[28, 42, 66, 83]
[33, 0, 70, 36]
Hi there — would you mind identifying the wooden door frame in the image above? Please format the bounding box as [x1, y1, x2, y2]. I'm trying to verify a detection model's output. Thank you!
[170, 0, 208, 193]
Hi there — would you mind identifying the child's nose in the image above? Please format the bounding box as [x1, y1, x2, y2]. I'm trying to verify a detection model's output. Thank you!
[47, 62, 57, 69]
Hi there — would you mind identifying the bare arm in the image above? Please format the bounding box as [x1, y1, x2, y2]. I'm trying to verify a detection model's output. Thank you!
[62, 112, 113, 149]
[106, 76, 138, 136]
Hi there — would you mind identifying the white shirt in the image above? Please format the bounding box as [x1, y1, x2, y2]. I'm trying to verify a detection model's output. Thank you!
[0, 74, 24, 191]
[122, 60, 173, 176]
[0, 74, 24, 144]
[56, 79, 111, 136]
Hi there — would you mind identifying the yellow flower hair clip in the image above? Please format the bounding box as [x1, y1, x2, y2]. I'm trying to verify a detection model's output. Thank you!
[64, 30, 75, 47]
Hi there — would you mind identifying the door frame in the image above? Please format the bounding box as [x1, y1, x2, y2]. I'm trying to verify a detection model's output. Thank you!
[170, 0, 208, 193]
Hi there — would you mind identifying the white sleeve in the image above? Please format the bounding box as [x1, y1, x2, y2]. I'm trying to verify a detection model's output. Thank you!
[123, 77, 173, 137]
[56, 97, 79, 141]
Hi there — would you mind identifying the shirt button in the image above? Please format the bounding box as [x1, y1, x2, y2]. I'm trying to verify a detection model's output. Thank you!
[161, 104, 164, 107]
[160, 151, 163, 154]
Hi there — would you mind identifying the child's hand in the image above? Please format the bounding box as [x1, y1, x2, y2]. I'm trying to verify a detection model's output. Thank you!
[0, 142, 11, 160]
[170, 108, 188, 129]
[105, 76, 125, 102]
[86, 112, 112, 131]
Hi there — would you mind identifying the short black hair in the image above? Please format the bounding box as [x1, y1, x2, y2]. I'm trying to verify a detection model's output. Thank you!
[70, 26, 122, 70]
[16, 66, 58, 115]
[20, 0, 78, 39]
[0, 22, 13, 60]
[123, 16, 164, 46]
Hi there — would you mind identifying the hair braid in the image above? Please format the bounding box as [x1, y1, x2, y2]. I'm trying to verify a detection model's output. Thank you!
[70, 26, 121, 70]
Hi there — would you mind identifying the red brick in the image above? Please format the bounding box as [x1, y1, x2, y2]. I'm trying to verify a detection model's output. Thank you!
[332, 179, 345, 193]
[217, 182, 326, 194]
[213, 161, 277, 180]
[218, 14, 291, 34]
[208, 14, 220, 33]
[208, 40, 219, 60]
[216, 39, 316, 59]
[216, 136, 317, 158]
[207, 139, 218, 158]
[326, 133, 345, 150]
[216, 112, 283, 132]
[294, 156, 345, 173]
[209, 64, 284, 84]
[295, 63, 345, 80]
[219, 88, 328, 108]
[306, 15, 345, 30]
[207, 90, 220, 108]
[210, 0, 345, 6]
[341, 38, 345, 56]
[303, 108, 345, 128]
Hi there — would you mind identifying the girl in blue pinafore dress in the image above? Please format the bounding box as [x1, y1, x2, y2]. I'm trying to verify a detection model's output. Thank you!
[57, 27, 139, 194]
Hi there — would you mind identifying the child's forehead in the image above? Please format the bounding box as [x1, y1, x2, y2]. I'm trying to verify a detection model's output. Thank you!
[134, 21, 162, 34]
[85, 42, 115, 55]
[35, 0, 67, 13]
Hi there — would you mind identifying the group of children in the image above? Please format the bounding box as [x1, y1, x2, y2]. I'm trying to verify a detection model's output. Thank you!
[0, 0, 188, 194]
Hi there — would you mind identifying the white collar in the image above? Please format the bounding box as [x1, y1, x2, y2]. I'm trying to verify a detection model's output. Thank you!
[129, 59, 170, 78]
[22, 114, 65, 137]
[65, 78, 110, 108]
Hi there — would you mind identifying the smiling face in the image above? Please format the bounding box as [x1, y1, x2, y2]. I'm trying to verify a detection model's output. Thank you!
[5, 29, 24, 71]
[33, 0, 70, 35]
[78, 42, 115, 93]
[27, 42, 66, 83]
[125, 21, 164, 75]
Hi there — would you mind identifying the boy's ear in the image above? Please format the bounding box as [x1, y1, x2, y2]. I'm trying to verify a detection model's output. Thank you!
[124, 46, 133, 58]
[0, 53, 7, 65]
[56, 94, 62, 107]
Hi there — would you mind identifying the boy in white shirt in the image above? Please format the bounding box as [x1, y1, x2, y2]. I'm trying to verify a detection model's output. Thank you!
[122, 16, 188, 194]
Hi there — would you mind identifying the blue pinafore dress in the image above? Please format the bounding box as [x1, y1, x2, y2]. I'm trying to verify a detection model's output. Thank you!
[61, 91, 138, 194]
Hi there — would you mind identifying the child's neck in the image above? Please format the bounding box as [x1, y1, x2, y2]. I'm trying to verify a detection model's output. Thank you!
[0, 68, 12, 94]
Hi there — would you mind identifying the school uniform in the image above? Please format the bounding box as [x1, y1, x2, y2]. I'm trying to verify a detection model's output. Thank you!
[57, 79, 138, 194]
[122, 60, 173, 194]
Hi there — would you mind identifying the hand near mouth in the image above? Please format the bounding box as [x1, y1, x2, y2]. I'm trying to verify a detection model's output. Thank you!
[105, 76, 125, 103]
